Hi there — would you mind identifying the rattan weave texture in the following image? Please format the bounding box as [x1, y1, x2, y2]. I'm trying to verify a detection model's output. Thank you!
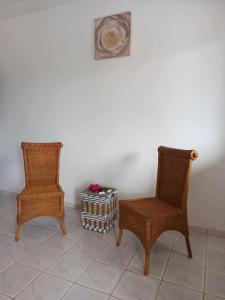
[116, 146, 198, 275]
[15, 142, 66, 240]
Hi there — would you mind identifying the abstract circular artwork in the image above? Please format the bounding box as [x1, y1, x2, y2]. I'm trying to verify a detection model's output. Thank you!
[95, 12, 131, 60]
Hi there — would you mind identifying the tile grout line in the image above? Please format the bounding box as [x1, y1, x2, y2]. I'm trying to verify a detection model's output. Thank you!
[57, 229, 120, 298]
[2, 215, 87, 298]
[0, 200, 123, 298]
[203, 229, 208, 300]
[67, 282, 110, 298]
[16, 214, 86, 260]
[12, 230, 86, 298]
[16, 229, 89, 275]
[2, 197, 224, 300]
[0, 221, 180, 299]
[108, 242, 142, 298]
[0, 290, 14, 299]
[155, 232, 178, 300]
[73, 230, 118, 283]
[59, 284, 75, 300]
[162, 278, 205, 294]
[0, 237, 47, 282]
[12, 270, 44, 299]
[11, 228, 63, 299]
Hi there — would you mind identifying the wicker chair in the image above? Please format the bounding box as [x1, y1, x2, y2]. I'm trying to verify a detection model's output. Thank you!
[15, 142, 66, 241]
[116, 146, 198, 275]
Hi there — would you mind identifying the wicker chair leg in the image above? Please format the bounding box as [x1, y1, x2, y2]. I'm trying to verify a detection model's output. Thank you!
[15, 224, 22, 241]
[59, 217, 67, 235]
[185, 234, 192, 258]
[116, 228, 123, 246]
[144, 250, 150, 276]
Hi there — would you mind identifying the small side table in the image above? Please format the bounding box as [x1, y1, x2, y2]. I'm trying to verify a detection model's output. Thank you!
[80, 187, 118, 233]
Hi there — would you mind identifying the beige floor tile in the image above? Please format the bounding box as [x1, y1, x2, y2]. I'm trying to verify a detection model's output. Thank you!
[97, 243, 136, 269]
[164, 260, 205, 291]
[67, 235, 108, 259]
[62, 284, 108, 300]
[206, 248, 225, 273]
[171, 235, 206, 267]
[151, 234, 174, 258]
[113, 271, 160, 300]
[47, 253, 92, 282]
[157, 282, 203, 300]
[21, 225, 56, 243]
[0, 233, 14, 248]
[65, 218, 84, 232]
[43, 230, 84, 251]
[157, 231, 177, 247]
[0, 193, 16, 220]
[77, 261, 123, 294]
[204, 294, 225, 300]
[111, 230, 140, 250]
[0, 218, 17, 237]
[84, 229, 115, 242]
[30, 216, 61, 230]
[19, 245, 64, 271]
[205, 269, 225, 298]
[189, 232, 207, 248]
[127, 247, 168, 279]
[0, 258, 13, 273]
[0, 293, 11, 299]
[0, 263, 40, 297]
[176, 232, 207, 249]
[0, 193, 225, 300]
[207, 236, 225, 251]
[0, 239, 37, 262]
[15, 273, 72, 300]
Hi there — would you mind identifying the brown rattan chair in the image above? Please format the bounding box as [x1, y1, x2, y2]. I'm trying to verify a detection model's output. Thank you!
[15, 142, 67, 241]
[116, 146, 198, 275]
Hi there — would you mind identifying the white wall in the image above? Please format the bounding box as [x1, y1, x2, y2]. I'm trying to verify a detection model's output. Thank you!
[0, 0, 225, 231]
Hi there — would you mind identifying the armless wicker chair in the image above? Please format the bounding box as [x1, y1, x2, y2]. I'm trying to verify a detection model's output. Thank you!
[116, 146, 198, 275]
[15, 142, 66, 241]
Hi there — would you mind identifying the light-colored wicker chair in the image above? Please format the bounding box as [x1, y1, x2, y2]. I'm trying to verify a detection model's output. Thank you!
[116, 146, 198, 275]
[15, 142, 66, 241]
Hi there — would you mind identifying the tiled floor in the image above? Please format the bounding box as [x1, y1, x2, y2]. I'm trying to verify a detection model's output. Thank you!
[0, 191, 224, 300]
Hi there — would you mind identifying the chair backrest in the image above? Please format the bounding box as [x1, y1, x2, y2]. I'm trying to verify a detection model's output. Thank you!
[156, 146, 198, 209]
[21, 142, 63, 187]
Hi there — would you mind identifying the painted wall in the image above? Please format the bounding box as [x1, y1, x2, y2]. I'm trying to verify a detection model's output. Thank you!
[0, 0, 225, 230]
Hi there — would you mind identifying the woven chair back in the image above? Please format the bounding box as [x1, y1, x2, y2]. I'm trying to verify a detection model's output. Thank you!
[21, 142, 63, 187]
[156, 146, 198, 209]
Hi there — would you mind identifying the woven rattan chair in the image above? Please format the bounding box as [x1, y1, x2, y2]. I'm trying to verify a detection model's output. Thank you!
[15, 142, 66, 241]
[116, 146, 198, 275]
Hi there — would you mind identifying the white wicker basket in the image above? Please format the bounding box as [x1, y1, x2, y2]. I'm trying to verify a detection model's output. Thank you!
[80, 188, 118, 233]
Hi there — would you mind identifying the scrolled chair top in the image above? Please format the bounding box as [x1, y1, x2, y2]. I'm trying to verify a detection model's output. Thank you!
[158, 146, 198, 161]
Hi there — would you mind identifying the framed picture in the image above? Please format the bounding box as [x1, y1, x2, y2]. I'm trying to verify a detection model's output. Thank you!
[95, 12, 131, 60]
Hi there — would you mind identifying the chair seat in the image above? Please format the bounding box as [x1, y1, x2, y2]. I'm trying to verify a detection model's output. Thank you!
[19, 184, 64, 198]
[120, 197, 182, 220]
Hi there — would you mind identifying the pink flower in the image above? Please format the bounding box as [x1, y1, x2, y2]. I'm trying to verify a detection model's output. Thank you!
[89, 183, 101, 193]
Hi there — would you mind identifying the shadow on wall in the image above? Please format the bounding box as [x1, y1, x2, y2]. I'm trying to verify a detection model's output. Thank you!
[74, 152, 155, 205]
[189, 153, 225, 231]
[74, 148, 225, 232]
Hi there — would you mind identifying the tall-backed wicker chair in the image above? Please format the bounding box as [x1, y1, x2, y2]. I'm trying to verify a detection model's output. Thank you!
[116, 146, 198, 275]
[15, 142, 66, 241]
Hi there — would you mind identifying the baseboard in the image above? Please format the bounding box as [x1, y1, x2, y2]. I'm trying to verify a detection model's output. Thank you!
[189, 225, 208, 234]
[207, 228, 225, 238]
[0, 189, 18, 196]
[65, 201, 81, 209]
[1, 189, 225, 237]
